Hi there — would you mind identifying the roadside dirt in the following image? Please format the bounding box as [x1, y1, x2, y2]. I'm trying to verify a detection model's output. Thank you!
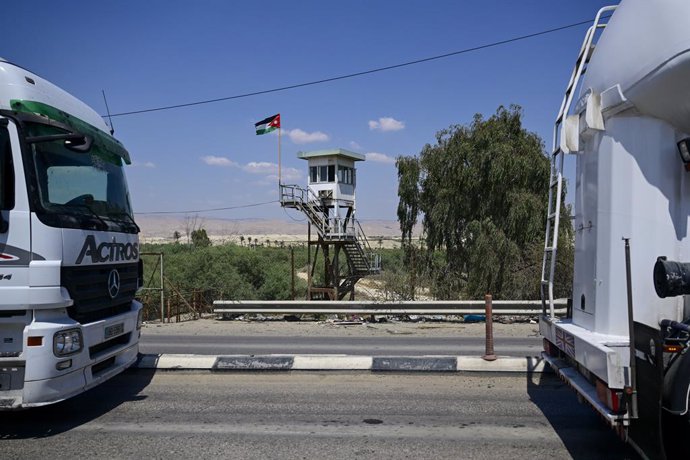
[141, 316, 541, 339]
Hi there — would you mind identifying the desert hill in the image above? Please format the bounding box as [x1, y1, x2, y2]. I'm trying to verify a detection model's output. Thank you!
[135, 215, 407, 246]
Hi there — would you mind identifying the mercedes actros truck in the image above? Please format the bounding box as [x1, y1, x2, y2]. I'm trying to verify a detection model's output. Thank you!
[0, 58, 142, 408]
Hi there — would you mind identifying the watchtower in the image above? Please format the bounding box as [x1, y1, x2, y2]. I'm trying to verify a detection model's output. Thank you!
[280, 148, 381, 300]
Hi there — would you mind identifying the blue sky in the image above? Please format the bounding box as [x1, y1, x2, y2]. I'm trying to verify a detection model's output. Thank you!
[4, 0, 614, 221]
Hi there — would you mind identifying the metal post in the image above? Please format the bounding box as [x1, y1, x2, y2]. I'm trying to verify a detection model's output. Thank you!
[160, 253, 165, 323]
[623, 238, 638, 418]
[482, 294, 497, 361]
[307, 223, 312, 300]
[291, 247, 295, 300]
[333, 246, 339, 300]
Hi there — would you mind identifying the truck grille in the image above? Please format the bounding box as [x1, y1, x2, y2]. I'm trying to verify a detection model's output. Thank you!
[62, 263, 138, 324]
[91, 356, 116, 376]
[89, 333, 131, 359]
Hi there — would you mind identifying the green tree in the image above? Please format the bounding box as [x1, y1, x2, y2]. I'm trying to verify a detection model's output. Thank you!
[396, 105, 572, 299]
[395, 156, 423, 299]
[191, 228, 212, 248]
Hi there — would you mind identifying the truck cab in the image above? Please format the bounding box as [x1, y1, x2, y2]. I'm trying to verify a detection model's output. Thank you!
[0, 59, 142, 408]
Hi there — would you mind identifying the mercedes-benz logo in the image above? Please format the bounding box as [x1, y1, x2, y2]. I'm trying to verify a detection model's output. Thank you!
[108, 269, 120, 299]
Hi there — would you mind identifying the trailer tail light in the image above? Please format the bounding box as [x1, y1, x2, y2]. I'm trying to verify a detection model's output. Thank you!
[596, 379, 624, 413]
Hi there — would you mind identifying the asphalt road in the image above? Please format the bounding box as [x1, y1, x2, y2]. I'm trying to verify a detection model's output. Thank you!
[139, 334, 542, 356]
[0, 371, 636, 459]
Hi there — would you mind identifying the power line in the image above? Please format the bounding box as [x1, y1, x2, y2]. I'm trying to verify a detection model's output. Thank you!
[282, 207, 306, 223]
[136, 200, 279, 215]
[106, 17, 603, 118]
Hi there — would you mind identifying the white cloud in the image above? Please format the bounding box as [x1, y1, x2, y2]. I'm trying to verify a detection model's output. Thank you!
[368, 117, 405, 132]
[365, 152, 396, 164]
[285, 128, 330, 144]
[349, 141, 362, 150]
[242, 161, 277, 174]
[202, 155, 238, 167]
[265, 169, 302, 183]
[201, 157, 303, 183]
[243, 162, 303, 182]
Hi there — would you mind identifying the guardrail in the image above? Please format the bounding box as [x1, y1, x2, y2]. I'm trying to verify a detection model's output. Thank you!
[213, 299, 568, 316]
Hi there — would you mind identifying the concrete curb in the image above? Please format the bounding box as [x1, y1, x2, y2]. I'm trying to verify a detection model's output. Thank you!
[135, 354, 548, 373]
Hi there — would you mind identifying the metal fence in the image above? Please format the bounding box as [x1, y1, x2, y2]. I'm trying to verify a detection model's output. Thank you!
[213, 299, 568, 316]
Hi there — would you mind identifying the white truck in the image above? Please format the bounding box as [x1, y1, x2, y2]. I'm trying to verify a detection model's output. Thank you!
[0, 58, 142, 408]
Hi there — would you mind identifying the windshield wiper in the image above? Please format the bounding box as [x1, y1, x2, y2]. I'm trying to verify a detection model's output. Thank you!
[68, 204, 109, 231]
[107, 210, 140, 233]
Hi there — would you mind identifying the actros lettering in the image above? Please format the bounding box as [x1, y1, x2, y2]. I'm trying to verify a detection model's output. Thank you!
[76, 235, 139, 264]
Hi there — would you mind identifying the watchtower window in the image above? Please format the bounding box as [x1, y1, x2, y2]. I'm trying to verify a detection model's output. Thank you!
[338, 165, 355, 185]
[310, 164, 336, 183]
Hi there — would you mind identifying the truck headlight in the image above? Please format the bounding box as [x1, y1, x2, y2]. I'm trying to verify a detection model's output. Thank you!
[53, 329, 83, 356]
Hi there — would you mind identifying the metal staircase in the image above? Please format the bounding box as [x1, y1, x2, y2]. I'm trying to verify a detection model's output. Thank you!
[280, 184, 381, 276]
[541, 6, 616, 318]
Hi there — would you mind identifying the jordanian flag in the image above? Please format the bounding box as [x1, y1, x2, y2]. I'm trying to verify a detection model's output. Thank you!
[255, 114, 280, 135]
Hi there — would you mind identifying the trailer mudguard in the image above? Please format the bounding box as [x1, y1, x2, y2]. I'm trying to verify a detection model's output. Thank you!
[629, 322, 666, 460]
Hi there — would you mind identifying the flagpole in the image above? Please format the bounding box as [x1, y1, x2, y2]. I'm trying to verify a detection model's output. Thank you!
[278, 125, 282, 188]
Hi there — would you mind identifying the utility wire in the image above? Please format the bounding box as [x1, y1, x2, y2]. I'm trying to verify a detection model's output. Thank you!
[106, 17, 604, 118]
[136, 200, 279, 215]
[282, 207, 306, 223]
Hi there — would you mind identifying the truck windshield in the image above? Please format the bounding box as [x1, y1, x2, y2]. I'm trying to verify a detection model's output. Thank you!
[25, 122, 137, 233]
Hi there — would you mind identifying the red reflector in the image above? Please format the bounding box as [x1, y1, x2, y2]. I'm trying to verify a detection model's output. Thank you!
[27, 336, 43, 347]
[596, 379, 623, 413]
[610, 390, 621, 413]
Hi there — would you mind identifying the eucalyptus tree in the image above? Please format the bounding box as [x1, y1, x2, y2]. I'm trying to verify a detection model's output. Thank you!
[396, 105, 572, 299]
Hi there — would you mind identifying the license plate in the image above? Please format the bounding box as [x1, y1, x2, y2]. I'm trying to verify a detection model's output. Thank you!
[104, 323, 124, 340]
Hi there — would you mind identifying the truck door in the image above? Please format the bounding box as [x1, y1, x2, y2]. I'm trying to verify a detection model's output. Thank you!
[0, 118, 32, 292]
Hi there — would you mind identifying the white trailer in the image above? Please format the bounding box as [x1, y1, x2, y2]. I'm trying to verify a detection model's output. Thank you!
[540, 1, 690, 457]
[0, 59, 142, 408]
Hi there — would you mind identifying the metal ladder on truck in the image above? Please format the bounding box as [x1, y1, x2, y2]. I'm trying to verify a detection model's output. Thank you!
[541, 6, 617, 318]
